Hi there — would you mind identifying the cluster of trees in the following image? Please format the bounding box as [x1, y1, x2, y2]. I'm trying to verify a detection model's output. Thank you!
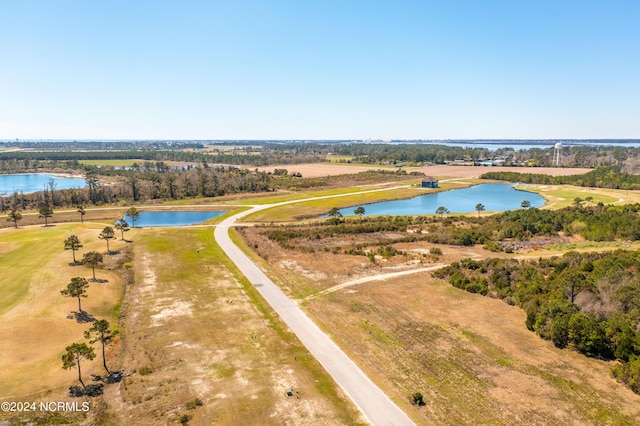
[263, 213, 421, 250]
[0, 169, 416, 215]
[0, 143, 324, 167]
[259, 202, 640, 258]
[62, 319, 118, 392]
[408, 203, 640, 248]
[59, 229, 124, 392]
[482, 166, 640, 190]
[3, 141, 640, 171]
[433, 250, 640, 393]
[330, 143, 640, 168]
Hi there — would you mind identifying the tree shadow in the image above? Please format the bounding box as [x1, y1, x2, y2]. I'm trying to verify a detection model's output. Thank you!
[91, 371, 124, 384]
[67, 311, 96, 323]
[68, 261, 82, 267]
[91, 278, 109, 283]
[69, 383, 103, 397]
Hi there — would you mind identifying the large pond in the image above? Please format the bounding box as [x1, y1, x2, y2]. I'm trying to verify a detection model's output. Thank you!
[0, 173, 86, 197]
[124, 211, 225, 227]
[335, 183, 545, 216]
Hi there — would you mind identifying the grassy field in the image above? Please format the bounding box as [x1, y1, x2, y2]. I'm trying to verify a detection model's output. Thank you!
[237, 226, 640, 425]
[0, 223, 126, 400]
[99, 227, 362, 426]
[516, 184, 630, 209]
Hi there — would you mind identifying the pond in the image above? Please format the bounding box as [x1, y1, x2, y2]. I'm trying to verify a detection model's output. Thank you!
[0, 173, 86, 197]
[124, 211, 225, 227]
[334, 183, 545, 216]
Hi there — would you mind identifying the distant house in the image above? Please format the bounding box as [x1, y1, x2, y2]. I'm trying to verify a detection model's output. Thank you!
[421, 177, 439, 188]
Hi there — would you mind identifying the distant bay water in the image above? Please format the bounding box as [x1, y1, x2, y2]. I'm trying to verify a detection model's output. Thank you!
[0, 173, 85, 197]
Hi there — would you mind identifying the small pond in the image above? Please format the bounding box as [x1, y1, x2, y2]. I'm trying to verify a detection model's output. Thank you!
[0, 173, 86, 197]
[124, 211, 225, 227]
[334, 183, 545, 216]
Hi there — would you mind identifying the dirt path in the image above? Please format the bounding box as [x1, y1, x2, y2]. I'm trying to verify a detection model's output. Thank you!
[305, 265, 446, 301]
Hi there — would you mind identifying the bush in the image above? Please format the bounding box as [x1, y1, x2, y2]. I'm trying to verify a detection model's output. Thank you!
[430, 247, 443, 256]
[411, 392, 425, 406]
[187, 398, 203, 410]
[138, 366, 153, 376]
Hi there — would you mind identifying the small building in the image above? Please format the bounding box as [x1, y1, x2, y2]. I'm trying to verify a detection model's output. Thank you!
[421, 177, 439, 188]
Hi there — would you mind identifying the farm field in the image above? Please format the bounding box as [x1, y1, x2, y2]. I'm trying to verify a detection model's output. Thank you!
[254, 163, 593, 179]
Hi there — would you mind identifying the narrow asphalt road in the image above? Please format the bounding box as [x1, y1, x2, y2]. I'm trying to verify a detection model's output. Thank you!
[213, 193, 415, 425]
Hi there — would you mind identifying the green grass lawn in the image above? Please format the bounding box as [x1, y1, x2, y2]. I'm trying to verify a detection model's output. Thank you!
[515, 184, 620, 208]
[0, 226, 71, 315]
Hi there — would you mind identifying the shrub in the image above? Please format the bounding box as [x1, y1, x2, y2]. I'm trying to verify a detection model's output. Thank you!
[138, 366, 153, 376]
[411, 392, 425, 406]
[187, 398, 203, 410]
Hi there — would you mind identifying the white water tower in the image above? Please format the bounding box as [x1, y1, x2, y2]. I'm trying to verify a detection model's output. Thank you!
[554, 142, 563, 166]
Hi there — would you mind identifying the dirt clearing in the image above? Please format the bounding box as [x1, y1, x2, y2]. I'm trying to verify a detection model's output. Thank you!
[254, 163, 592, 179]
[100, 228, 362, 425]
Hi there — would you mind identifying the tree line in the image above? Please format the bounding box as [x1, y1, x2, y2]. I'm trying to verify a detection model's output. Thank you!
[259, 203, 640, 256]
[482, 166, 640, 190]
[1, 168, 413, 216]
[3, 141, 640, 170]
[59, 212, 137, 394]
[433, 250, 640, 393]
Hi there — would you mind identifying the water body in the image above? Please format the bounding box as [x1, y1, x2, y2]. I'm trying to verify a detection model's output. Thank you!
[0, 173, 86, 197]
[335, 184, 545, 216]
[377, 141, 640, 150]
[124, 211, 225, 227]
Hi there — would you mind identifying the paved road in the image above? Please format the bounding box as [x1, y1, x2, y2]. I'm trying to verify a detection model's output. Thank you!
[214, 196, 415, 425]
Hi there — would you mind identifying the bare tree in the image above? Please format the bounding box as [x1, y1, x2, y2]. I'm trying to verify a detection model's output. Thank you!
[77, 205, 86, 223]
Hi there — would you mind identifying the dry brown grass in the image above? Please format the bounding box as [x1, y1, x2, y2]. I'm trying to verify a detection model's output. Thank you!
[240, 227, 640, 425]
[0, 223, 127, 421]
[254, 163, 592, 179]
[98, 228, 362, 426]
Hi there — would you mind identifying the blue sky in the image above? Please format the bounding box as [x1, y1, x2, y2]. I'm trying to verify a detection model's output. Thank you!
[1, 1, 638, 140]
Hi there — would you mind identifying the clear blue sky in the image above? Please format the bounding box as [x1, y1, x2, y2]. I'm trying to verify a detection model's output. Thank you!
[1, 1, 638, 140]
